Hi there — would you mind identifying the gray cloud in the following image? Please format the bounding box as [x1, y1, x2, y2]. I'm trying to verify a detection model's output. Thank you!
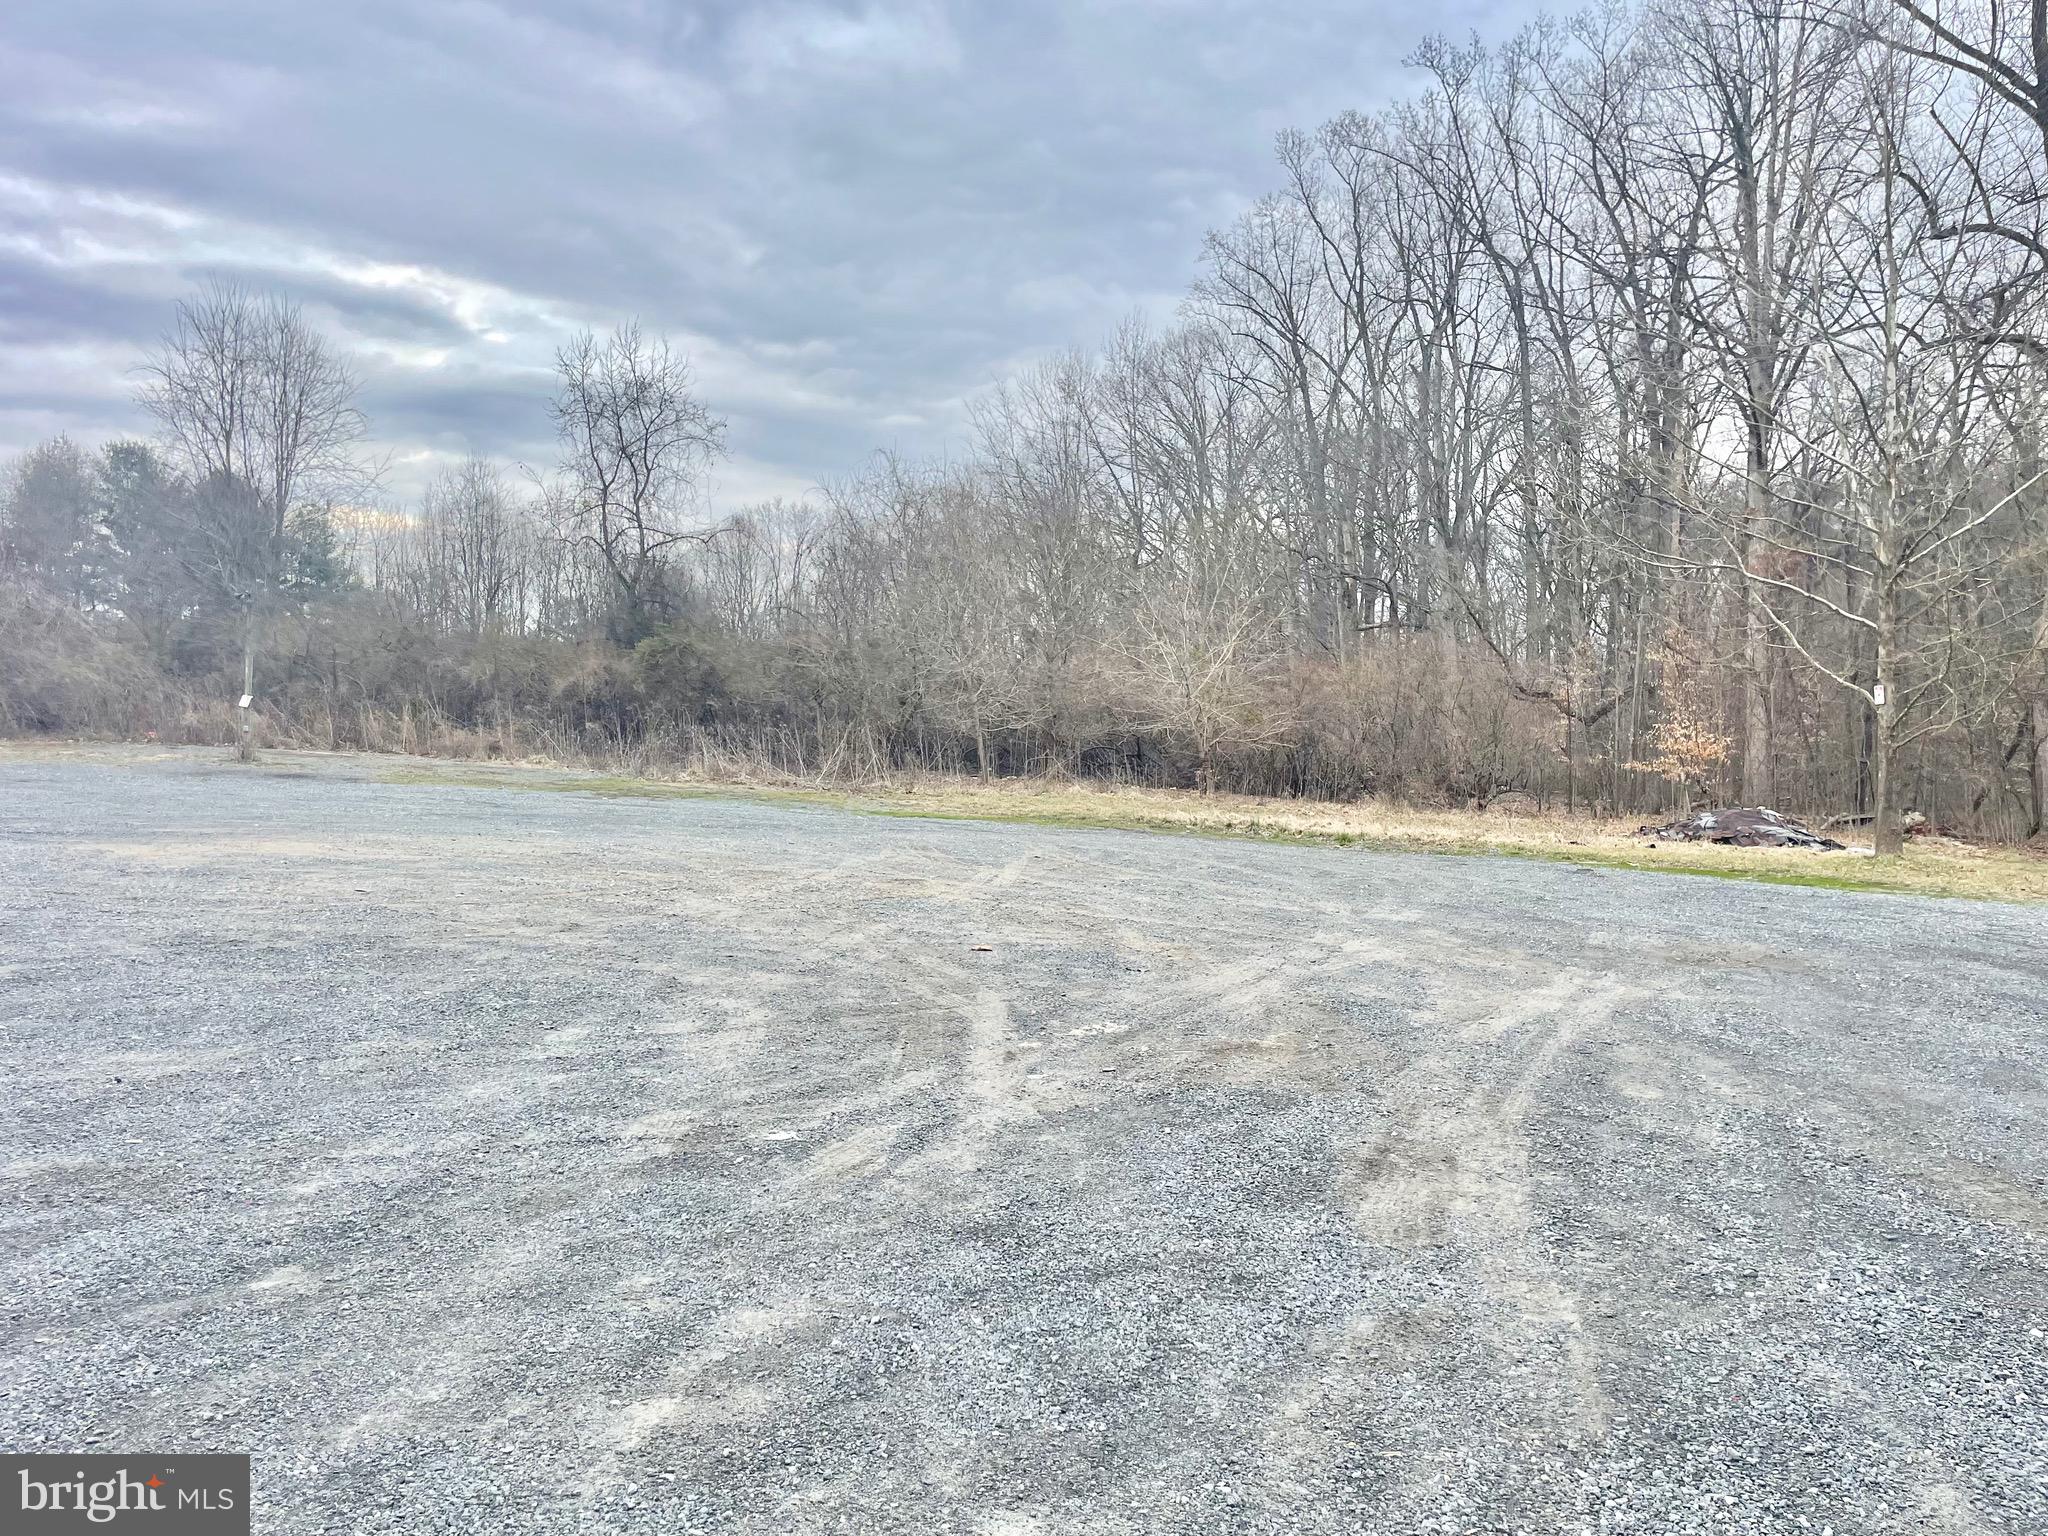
[0, 0, 1531, 506]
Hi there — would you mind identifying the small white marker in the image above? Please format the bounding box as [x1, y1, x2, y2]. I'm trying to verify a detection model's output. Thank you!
[238, 694, 253, 709]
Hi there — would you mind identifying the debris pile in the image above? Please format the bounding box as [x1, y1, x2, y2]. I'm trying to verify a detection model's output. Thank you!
[1636, 806, 1845, 851]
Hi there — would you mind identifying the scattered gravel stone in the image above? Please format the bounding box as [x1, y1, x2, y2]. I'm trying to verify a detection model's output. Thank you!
[0, 746, 2043, 1535]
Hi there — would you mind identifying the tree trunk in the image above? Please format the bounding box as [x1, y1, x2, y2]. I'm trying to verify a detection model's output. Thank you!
[237, 619, 257, 764]
[1740, 488, 1772, 806]
[1872, 705, 1900, 857]
[1565, 712, 1576, 816]
[1872, 604, 1901, 857]
[2029, 693, 2047, 840]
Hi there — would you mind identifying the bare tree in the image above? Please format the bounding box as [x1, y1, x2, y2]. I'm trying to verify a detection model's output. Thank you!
[138, 278, 366, 759]
[1875, 0, 2048, 831]
[1882, 0, 2048, 265]
[418, 456, 531, 635]
[1661, 0, 1865, 803]
[549, 323, 727, 644]
[1662, 45, 2043, 850]
[696, 499, 825, 639]
[1111, 546, 1294, 793]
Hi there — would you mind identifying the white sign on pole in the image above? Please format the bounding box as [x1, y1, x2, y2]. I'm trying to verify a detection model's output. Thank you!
[1872, 683, 1886, 708]
[238, 694, 253, 709]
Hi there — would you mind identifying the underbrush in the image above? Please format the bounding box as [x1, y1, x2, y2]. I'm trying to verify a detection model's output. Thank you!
[7, 614, 2042, 902]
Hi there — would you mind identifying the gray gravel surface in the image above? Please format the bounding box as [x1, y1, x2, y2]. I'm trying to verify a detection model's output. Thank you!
[2, 746, 2044, 1535]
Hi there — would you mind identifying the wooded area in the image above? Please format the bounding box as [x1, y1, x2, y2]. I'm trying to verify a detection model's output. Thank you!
[6, 0, 2048, 851]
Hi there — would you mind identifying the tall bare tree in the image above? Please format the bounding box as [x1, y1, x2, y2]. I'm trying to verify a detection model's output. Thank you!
[138, 278, 366, 759]
[549, 323, 727, 644]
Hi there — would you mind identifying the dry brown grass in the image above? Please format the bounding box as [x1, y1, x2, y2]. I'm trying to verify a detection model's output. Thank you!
[813, 775, 2048, 904]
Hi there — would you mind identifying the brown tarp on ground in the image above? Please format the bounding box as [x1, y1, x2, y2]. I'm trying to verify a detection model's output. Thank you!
[1636, 806, 1846, 851]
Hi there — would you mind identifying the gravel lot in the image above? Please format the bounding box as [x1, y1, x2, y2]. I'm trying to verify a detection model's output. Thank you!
[2, 746, 2044, 1535]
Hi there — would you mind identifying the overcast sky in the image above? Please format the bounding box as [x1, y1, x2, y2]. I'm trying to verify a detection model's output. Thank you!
[1, 0, 1528, 509]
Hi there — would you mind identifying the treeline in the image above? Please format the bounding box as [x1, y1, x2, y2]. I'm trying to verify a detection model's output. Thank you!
[6, 0, 2048, 848]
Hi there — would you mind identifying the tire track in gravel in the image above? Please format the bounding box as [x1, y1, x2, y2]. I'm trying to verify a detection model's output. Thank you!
[1269, 965, 1635, 1497]
[10, 750, 2048, 1535]
[661, 852, 1055, 1188]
